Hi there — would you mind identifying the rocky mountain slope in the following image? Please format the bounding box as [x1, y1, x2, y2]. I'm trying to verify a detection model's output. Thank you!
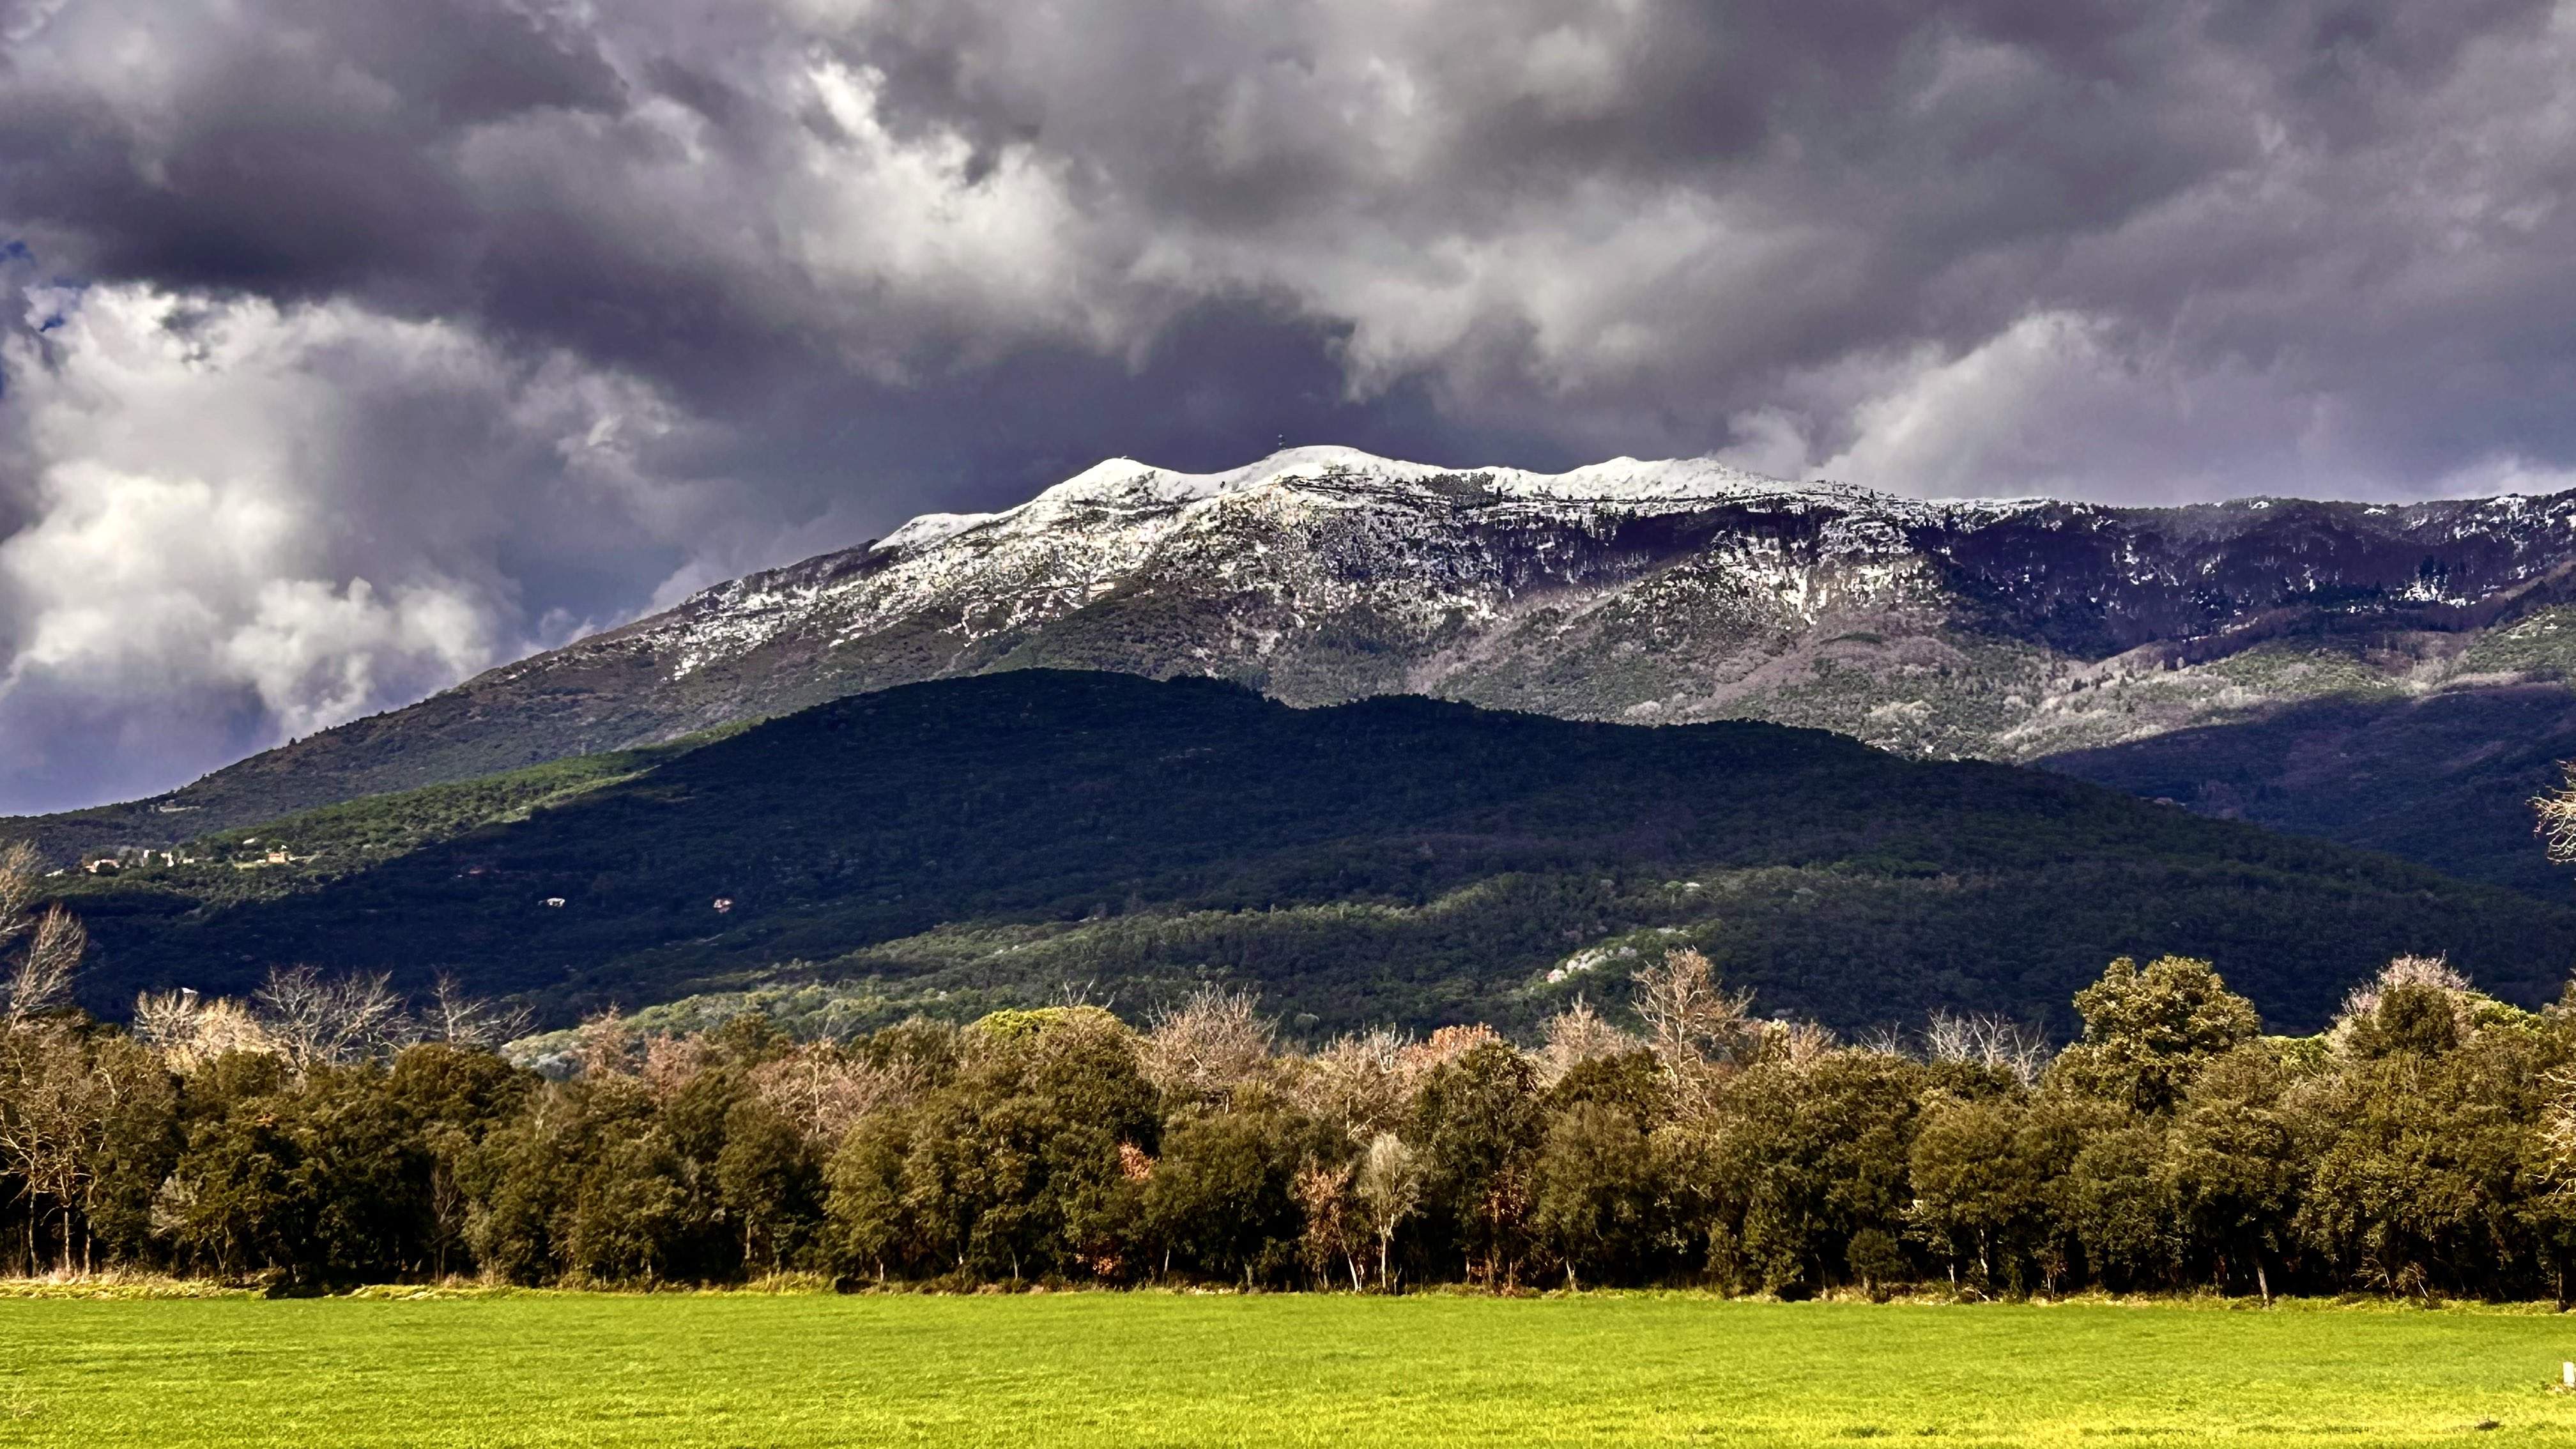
[25, 447, 2576, 891]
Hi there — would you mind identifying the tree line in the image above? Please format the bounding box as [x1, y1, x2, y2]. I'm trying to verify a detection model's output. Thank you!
[13, 835, 2576, 1300]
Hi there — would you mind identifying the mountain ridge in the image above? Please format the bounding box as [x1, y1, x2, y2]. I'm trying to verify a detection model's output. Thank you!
[20, 447, 2576, 893]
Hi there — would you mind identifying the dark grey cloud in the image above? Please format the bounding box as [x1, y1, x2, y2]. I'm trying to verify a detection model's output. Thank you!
[2, 0, 2574, 810]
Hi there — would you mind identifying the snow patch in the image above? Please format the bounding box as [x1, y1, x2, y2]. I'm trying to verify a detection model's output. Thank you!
[870, 445, 2043, 553]
[878, 511, 993, 553]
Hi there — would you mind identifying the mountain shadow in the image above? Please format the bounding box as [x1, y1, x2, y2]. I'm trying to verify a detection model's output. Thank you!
[2040, 684, 2576, 900]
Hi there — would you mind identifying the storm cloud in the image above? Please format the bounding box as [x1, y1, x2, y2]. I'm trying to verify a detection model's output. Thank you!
[3, 0, 2574, 809]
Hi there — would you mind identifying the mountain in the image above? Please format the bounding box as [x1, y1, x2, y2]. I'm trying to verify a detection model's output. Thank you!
[22, 447, 2576, 892]
[56, 671, 2576, 1039]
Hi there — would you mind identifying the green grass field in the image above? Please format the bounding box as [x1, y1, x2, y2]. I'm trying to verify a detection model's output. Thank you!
[4, 1294, 2575, 1447]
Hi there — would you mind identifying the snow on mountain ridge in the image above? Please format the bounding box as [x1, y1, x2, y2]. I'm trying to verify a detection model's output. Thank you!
[627, 448, 2120, 686]
[864, 446, 2016, 565]
[617, 445, 2576, 703]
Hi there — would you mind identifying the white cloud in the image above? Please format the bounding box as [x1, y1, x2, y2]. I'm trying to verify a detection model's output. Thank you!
[1774, 311, 2426, 505]
[0, 281, 753, 807]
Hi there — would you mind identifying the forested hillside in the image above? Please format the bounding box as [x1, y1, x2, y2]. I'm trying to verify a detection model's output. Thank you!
[55, 671, 2576, 1038]
[2043, 684, 2576, 896]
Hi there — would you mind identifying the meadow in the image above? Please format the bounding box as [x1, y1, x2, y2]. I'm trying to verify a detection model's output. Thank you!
[4, 1293, 2576, 1447]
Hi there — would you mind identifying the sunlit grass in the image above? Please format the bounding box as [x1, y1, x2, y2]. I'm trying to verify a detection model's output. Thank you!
[3, 1292, 2573, 1446]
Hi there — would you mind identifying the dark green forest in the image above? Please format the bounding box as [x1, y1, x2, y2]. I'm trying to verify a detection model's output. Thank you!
[50, 671, 2576, 1038]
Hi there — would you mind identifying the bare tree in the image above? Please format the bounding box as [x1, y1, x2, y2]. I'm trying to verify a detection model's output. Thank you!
[1352, 1132, 1422, 1291]
[2538, 762, 2576, 864]
[1853, 1023, 1913, 1058]
[2, 908, 83, 1027]
[1292, 1159, 1364, 1291]
[641, 1032, 717, 1100]
[1289, 1025, 1520, 1146]
[0, 841, 41, 937]
[0, 842, 98, 1273]
[0, 1019, 156, 1276]
[254, 966, 415, 1071]
[1537, 997, 1641, 1086]
[128, 990, 195, 1057]
[1922, 1011, 2051, 1087]
[2327, 953, 2479, 1051]
[1756, 1018, 1839, 1073]
[1397, 1023, 1503, 1077]
[0, 1023, 109, 1275]
[2334, 953, 2471, 1020]
[1141, 986, 1275, 1106]
[750, 1041, 924, 1146]
[2540, 1068, 2576, 1200]
[1630, 948, 1756, 1110]
[131, 989, 278, 1072]
[571, 1006, 640, 1078]
[0, 843, 83, 1027]
[422, 974, 533, 1050]
[1291, 1028, 1414, 1144]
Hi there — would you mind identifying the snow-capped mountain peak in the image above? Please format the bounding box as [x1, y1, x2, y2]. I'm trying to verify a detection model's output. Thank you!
[872, 446, 1938, 564]
[107, 443, 2576, 892]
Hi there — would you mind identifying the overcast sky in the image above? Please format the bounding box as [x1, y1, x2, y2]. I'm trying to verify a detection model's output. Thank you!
[4, 0, 2575, 813]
